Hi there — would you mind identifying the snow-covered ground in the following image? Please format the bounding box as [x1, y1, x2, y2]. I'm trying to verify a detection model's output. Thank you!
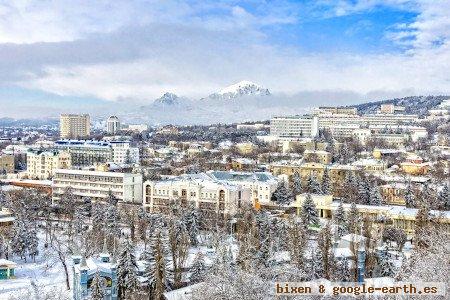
[0, 235, 71, 300]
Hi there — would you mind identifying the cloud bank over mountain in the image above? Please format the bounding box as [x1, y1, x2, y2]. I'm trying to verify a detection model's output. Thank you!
[0, 1, 449, 119]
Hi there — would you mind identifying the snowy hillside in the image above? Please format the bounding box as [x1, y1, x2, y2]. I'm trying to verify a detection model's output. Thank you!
[352, 95, 449, 116]
[153, 92, 181, 105]
[206, 80, 270, 100]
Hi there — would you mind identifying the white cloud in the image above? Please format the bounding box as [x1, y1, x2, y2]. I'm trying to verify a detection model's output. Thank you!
[1, 0, 450, 105]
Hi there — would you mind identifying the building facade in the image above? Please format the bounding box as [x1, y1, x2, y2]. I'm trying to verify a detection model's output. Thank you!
[60, 114, 91, 139]
[55, 140, 139, 166]
[0, 154, 14, 174]
[52, 169, 142, 204]
[26, 150, 71, 179]
[106, 116, 121, 135]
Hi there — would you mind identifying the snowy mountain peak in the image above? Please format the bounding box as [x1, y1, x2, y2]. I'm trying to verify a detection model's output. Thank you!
[209, 80, 270, 100]
[154, 92, 180, 105]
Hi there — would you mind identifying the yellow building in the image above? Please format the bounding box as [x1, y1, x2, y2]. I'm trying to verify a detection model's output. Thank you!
[235, 142, 255, 155]
[303, 150, 332, 164]
[289, 195, 450, 237]
[292, 193, 333, 218]
[60, 114, 90, 139]
[400, 162, 430, 175]
[0, 154, 14, 174]
[372, 148, 404, 159]
[380, 183, 407, 205]
[26, 150, 71, 179]
[270, 162, 358, 194]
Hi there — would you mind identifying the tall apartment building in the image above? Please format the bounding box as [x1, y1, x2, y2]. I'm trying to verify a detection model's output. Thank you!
[55, 140, 139, 166]
[27, 150, 71, 180]
[60, 114, 91, 139]
[106, 116, 121, 135]
[52, 169, 142, 204]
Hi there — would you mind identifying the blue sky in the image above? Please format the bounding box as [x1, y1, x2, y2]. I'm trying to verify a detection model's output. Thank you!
[0, 0, 449, 118]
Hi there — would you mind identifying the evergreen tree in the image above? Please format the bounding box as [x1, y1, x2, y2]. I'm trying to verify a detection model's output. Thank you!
[11, 221, 28, 261]
[309, 248, 324, 279]
[90, 272, 106, 300]
[271, 181, 293, 206]
[317, 223, 333, 279]
[105, 203, 120, 239]
[438, 183, 450, 210]
[27, 227, 39, 262]
[292, 171, 302, 196]
[145, 231, 172, 300]
[117, 239, 139, 299]
[321, 168, 331, 195]
[404, 182, 415, 208]
[182, 206, 200, 246]
[336, 257, 351, 282]
[376, 255, 395, 277]
[357, 178, 371, 205]
[369, 186, 383, 206]
[285, 217, 307, 269]
[301, 194, 319, 227]
[306, 175, 322, 194]
[190, 252, 207, 283]
[347, 202, 359, 234]
[333, 202, 347, 238]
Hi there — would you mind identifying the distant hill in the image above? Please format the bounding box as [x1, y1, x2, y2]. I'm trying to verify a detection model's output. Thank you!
[352, 95, 449, 116]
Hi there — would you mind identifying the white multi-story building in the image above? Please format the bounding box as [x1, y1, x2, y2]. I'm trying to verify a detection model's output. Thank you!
[270, 115, 319, 138]
[206, 170, 279, 205]
[27, 150, 71, 179]
[52, 169, 142, 204]
[106, 116, 121, 135]
[110, 141, 139, 164]
[143, 173, 248, 216]
[143, 171, 279, 214]
[55, 140, 139, 166]
[270, 107, 419, 139]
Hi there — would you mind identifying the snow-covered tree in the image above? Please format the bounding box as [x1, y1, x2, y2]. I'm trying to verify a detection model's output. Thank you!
[117, 239, 139, 299]
[308, 248, 324, 279]
[335, 257, 351, 282]
[11, 221, 28, 261]
[190, 252, 207, 283]
[27, 227, 39, 262]
[286, 217, 307, 269]
[90, 272, 106, 300]
[271, 181, 293, 206]
[182, 205, 200, 246]
[306, 174, 322, 194]
[369, 186, 383, 206]
[438, 182, 450, 210]
[333, 202, 347, 238]
[357, 178, 371, 205]
[317, 222, 333, 279]
[301, 194, 319, 227]
[375, 255, 395, 277]
[404, 182, 415, 208]
[292, 171, 302, 196]
[346, 202, 359, 234]
[144, 231, 172, 300]
[321, 168, 332, 195]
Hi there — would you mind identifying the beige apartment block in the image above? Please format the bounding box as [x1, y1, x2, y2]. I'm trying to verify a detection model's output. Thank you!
[60, 114, 91, 139]
[26, 150, 71, 180]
